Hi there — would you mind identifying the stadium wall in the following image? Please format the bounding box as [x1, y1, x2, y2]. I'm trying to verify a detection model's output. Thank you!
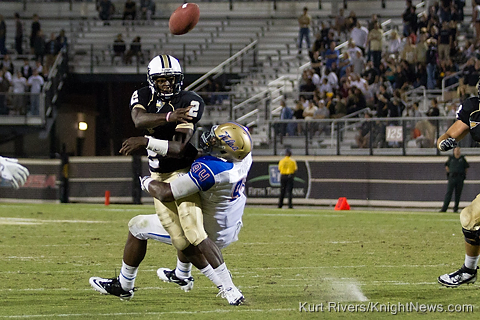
[1, 155, 479, 209]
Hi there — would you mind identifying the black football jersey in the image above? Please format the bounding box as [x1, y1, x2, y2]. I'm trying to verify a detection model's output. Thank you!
[129, 86, 205, 173]
[457, 96, 480, 142]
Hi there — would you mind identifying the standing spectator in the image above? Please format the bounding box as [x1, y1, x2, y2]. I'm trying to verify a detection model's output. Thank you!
[27, 69, 44, 116]
[33, 30, 46, 65]
[33, 60, 43, 77]
[438, 21, 452, 61]
[401, 37, 416, 65]
[426, 38, 438, 89]
[0, 15, 6, 55]
[1, 54, 14, 74]
[123, 0, 137, 22]
[98, 0, 115, 25]
[44, 32, 59, 76]
[14, 13, 23, 55]
[350, 21, 368, 55]
[402, 0, 417, 37]
[30, 14, 41, 54]
[20, 58, 32, 79]
[334, 8, 347, 40]
[297, 7, 311, 55]
[387, 30, 402, 57]
[278, 99, 295, 138]
[0, 69, 11, 115]
[293, 99, 305, 135]
[440, 147, 469, 213]
[278, 149, 297, 209]
[474, 1, 480, 45]
[56, 29, 68, 51]
[324, 41, 339, 70]
[11, 71, 27, 115]
[368, 22, 383, 70]
[351, 50, 365, 76]
[140, 0, 155, 21]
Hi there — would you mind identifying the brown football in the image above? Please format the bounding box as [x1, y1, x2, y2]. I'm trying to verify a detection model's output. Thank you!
[169, 3, 200, 35]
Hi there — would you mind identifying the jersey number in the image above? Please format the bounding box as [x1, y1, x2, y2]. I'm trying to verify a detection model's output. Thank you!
[231, 178, 246, 200]
[189, 101, 200, 117]
[130, 90, 139, 105]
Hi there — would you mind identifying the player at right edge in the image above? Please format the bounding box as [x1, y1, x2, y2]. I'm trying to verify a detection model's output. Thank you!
[437, 82, 480, 287]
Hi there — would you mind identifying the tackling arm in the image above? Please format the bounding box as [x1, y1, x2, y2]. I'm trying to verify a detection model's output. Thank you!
[140, 173, 200, 202]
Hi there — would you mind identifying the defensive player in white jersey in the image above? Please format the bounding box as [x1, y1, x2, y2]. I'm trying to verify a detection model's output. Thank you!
[90, 122, 252, 305]
[0, 156, 29, 189]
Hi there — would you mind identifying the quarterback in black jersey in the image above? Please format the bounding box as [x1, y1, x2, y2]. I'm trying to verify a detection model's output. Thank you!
[89, 55, 240, 304]
[437, 83, 480, 288]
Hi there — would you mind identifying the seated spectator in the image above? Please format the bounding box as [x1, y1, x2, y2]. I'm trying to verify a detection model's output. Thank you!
[426, 98, 440, 117]
[98, 0, 114, 24]
[123, 0, 137, 22]
[355, 112, 373, 148]
[11, 71, 27, 115]
[313, 99, 330, 136]
[125, 36, 144, 65]
[400, 36, 416, 65]
[350, 50, 365, 76]
[324, 41, 339, 70]
[21, 59, 32, 79]
[112, 33, 126, 64]
[387, 30, 402, 57]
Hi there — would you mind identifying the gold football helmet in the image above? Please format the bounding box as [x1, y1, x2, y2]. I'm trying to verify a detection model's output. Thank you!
[200, 122, 252, 161]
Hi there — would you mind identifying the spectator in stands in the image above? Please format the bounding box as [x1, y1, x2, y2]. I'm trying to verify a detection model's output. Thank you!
[362, 60, 379, 85]
[27, 69, 44, 116]
[337, 52, 351, 80]
[1, 54, 14, 74]
[350, 21, 368, 55]
[140, 0, 155, 21]
[293, 99, 305, 135]
[44, 32, 60, 76]
[438, 21, 452, 61]
[455, 0, 465, 22]
[21, 58, 32, 79]
[297, 7, 311, 55]
[324, 41, 339, 70]
[0, 69, 11, 115]
[334, 8, 347, 40]
[402, 101, 424, 117]
[387, 30, 402, 57]
[14, 13, 23, 55]
[33, 29, 46, 64]
[30, 14, 41, 54]
[415, 30, 429, 66]
[417, 12, 429, 32]
[125, 36, 144, 65]
[367, 22, 383, 70]
[351, 50, 365, 76]
[279, 99, 295, 138]
[367, 14, 379, 31]
[345, 11, 358, 32]
[11, 71, 27, 115]
[355, 111, 374, 148]
[326, 67, 339, 91]
[34, 60, 44, 78]
[123, 0, 137, 22]
[375, 84, 391, 117]
[318, 77, 332, 97]
[112, 33, 126, 64]
[426, 38, 438, 89]
[473, 2, 480, 45]
[402, 0, 417, 37]
[313, 99, 330, 136]
[98, 0, 115, 25]
[0, 15, 6, 56]
[426, 97, 441, 117]
[56, 29, 68, 51]
[346, 39, 361, 61]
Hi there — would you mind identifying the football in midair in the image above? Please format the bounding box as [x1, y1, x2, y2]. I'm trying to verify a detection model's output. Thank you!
[169, 3, 200, 35]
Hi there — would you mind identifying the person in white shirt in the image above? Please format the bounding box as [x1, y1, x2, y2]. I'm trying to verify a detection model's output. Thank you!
[27, 69, 44, 115]
[350, 21, 368, 54]
[11, 71, 27, 115]
[90, 122, 252, 306]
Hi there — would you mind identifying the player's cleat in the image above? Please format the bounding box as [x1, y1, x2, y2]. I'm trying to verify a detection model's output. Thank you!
[217, 285, 245, 306]
[157, 268, 194, 292]
[438, 265, 478, 287]
[89, 276, 135, 301]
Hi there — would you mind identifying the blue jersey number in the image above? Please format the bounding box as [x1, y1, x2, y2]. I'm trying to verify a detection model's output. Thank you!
[231, 178, 246, 200]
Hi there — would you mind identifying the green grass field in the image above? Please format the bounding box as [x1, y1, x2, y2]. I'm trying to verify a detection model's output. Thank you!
[0, 203, 478, 319]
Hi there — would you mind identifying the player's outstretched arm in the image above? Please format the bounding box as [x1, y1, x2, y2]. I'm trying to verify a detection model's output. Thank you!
[0, 156, 30, 189]
[437, 120, 469, 151]
[139, 176, 174, 202]
[131, 107, 192, 130]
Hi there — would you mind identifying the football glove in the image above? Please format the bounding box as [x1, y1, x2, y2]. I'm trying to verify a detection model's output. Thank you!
[438, 138, 457, 152]
[139, 176, 154, 192]
[0, 156, 30, 189]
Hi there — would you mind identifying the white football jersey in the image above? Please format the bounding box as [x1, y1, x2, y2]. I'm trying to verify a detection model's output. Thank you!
[170, 153, 252, 247]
